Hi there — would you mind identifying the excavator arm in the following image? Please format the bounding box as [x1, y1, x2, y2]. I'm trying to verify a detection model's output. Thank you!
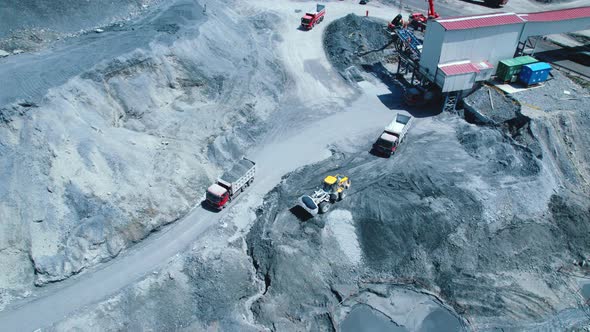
[428, 0, 439, 19]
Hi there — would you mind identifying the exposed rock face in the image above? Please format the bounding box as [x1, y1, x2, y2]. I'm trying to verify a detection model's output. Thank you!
[0, 0, 287, 307]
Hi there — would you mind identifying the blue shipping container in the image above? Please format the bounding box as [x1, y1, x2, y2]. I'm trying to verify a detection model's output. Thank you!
[519, 62, 552, 86]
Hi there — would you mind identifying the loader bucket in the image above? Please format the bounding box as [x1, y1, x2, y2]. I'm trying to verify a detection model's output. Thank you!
[298, 195, 319, 216]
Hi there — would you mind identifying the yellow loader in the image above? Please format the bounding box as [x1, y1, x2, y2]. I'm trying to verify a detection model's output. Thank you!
[298, 175, 351, 216]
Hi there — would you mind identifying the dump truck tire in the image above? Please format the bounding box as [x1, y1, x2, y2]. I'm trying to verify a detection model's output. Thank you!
[319, 201, 330, 214]
[339, 191, 346, 201]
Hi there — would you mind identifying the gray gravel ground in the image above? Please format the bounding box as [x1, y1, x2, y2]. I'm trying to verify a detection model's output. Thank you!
[464, 72, 590, 195]
[48, 225, 262, 331]
[46, 102, 590, 330]
[512, 71, 590, 113]
[245, 109, 590, 330]
[239, 14, 590, 331]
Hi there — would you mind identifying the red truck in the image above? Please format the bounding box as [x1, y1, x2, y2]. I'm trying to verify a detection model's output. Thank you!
[205, 158, 256, 210]
[372, 113, 413, 157]
[301, 4, 326, 30]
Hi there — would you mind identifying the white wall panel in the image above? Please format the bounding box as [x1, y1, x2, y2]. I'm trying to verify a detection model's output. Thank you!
[419, 22, 445, 79]
[521, 18, 590, 40]
[440, 24, 523, 71]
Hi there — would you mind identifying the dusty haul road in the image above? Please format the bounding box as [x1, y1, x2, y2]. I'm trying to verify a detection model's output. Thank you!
[0, 1, 404, 330]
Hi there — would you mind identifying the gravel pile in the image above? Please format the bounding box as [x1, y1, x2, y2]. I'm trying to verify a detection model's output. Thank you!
[463, 85, 520, 124]
[323, 14, 391, 72]
[512, 71, 590, 113]
[463, 73, 590, 190]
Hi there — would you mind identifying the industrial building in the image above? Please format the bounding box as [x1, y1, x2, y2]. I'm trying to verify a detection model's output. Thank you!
[418, 6, 590, 94]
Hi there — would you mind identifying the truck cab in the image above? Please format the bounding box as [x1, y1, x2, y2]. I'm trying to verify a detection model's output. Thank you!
[301, 15, 314, 29]
[206, 183, 229, 210]
[373, 132, 399, 156]
[372, 113, 411, 157]
[204, 157, 256, 211]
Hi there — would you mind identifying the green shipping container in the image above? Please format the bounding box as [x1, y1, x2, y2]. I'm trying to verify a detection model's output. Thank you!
[496, 56, 538, 82]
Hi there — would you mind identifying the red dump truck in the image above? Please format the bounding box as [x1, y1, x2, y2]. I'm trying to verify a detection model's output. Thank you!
[372, 113, 413, 157]
[205, 158, 256, 210]
[301, 4, 326, 30]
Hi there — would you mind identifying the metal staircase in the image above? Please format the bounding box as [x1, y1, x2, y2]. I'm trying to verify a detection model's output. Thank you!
[442, 92, 459, 112]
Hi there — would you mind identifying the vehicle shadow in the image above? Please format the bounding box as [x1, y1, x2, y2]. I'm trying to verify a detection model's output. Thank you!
[534, 45, 590, 66]
[362, 63, 442, 118]
[377, 93, 404, 110]
[200, 200, 221, 213]
[459, 0, 501, 9]
[290, 205, 313, 222]
[377, 92, 442, 118]
[404, 103, 443, 118]
[369, 147, 391, 158]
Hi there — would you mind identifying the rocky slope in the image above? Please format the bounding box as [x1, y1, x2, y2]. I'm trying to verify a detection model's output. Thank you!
[0, 0, 161, 53]
[49, 223, 264, 331]
[0, 0, 287, 310]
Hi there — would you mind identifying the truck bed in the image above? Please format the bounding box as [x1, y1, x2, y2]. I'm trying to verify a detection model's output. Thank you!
[220, 159, 254, 183]
[384, 113, 412, 141]
[219, 158, 256, 195]
[306, 4, 325, 16]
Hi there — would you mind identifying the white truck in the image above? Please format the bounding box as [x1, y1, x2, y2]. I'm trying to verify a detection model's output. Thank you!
[372, 113, 412, 157]
[205, 158, 256, 210]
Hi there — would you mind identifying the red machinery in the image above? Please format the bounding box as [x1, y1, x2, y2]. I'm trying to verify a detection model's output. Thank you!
[409, 0, 439, 31]
[300, 4, 326, 30]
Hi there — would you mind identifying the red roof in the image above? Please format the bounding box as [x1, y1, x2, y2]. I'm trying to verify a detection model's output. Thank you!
[439, 62, 480, 76]
[437, 13, 525, 30]
[518, 6, 590, 22]
[436, 6, 590, 30]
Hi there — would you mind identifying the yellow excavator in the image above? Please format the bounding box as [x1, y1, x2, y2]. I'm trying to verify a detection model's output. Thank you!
[298, 175, 351, 216]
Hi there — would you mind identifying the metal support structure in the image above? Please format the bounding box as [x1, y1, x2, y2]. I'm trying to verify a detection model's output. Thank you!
[397, 55, 425, 87]
[442, 92, 459, 112]
[515, 36, 541, 57]
[528, 36, 541, 56]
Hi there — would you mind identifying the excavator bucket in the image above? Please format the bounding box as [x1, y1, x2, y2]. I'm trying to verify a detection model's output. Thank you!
[297, 195, 319, 216]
